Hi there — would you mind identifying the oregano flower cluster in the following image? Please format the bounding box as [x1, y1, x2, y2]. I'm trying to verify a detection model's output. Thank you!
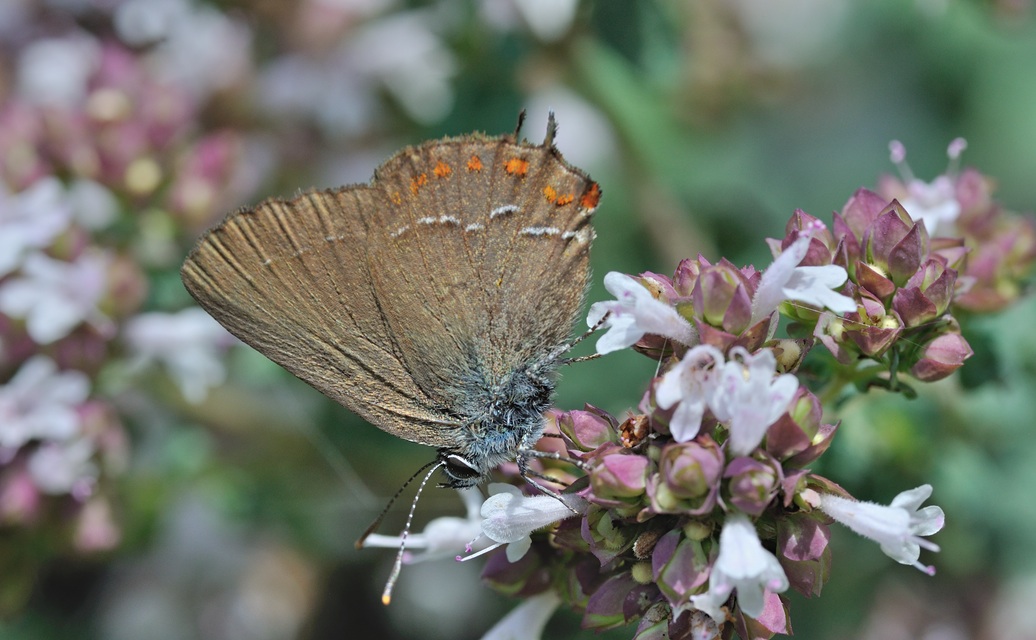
[372, 143, 1033, 639]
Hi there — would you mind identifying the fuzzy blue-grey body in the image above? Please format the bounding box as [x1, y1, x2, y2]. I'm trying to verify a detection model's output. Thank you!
[437, 356, 559, 487]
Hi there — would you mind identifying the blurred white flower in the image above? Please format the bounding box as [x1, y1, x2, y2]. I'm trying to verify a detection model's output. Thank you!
[115, 0, 252, 99]
[523, 87, 618, 172]
[16, 35, 101, 107]
[512, 0, 579, 42]
[258, 54, 379, 138]
[347, 13, 457, 123]
[363, 487, 486, 562]
[113, 0, 181, 46]
[481, 591, 561, 640]
[0, 355, 90, 450]
[124, 307, 236, 404]
[28, 437, 97, 496]
[480, 0, 579, 42]
[0, 250, 111, 344]
[0, 177, 74, 277]
[68, 179, 119, 230]
[731, 0, 850, 70]
[257, 8, 456, 132]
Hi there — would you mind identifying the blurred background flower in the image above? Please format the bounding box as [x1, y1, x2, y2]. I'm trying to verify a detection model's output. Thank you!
[1, 0, 1034, 639]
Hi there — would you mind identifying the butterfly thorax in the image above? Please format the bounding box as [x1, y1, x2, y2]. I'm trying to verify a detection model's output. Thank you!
[437, 359, 559, 488]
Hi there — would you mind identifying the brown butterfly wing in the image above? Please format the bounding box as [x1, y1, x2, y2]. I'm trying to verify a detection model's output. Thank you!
[181, 128, 599, 446]
[181, 186, 461, 447]
[362, 134, 599, 404]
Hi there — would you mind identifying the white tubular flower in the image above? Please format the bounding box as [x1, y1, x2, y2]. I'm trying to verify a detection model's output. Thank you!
[655, 344, 725, 443]
[480, 591, 561, 640]
[690, 513, 789, 623]
[751, 227, 856, 325]
[818, 484, 945, 575]
[709, 347, 798, 456]
[462, 484, 587, 563]
[363, 487, 485, 563]
[587, 272, 696, 355]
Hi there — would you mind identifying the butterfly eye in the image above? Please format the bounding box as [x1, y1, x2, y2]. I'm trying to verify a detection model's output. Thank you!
[444, 454, 480, 480]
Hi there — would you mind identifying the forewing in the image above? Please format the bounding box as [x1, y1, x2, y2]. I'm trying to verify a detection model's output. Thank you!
[181, 187, 461, 447]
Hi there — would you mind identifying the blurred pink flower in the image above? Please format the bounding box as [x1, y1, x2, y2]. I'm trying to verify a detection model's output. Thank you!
[0, 462, 42, 523]
[75, 497, 122, 551]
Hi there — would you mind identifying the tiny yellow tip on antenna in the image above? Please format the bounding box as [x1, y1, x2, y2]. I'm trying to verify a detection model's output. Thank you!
[381, 593, 392, 606]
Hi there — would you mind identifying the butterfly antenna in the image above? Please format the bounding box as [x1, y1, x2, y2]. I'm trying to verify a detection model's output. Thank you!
[355, 459, 438, 550]
[379, 461, 443, 605]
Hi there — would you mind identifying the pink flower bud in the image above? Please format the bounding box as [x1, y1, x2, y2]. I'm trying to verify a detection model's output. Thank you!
[589, 452, 650, 503]
[724, 457, 780, 517]
[556, 406, 618, 452]
[909, 331, 973, 382]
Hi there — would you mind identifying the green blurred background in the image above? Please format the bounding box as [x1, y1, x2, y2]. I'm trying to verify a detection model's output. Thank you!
[3, 0, 1036, 638]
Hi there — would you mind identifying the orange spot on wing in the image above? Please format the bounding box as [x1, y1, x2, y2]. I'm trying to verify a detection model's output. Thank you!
[390, 191, 402, 205]
[555, 194, 574, 206]
[542, 185, 557, 202]
[467, 155, 483, 172]
[433, 161, 452, 178]
[504, 157, 529, 176]
[580, 182, 601, 209]
[409, 173, 428, 195]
